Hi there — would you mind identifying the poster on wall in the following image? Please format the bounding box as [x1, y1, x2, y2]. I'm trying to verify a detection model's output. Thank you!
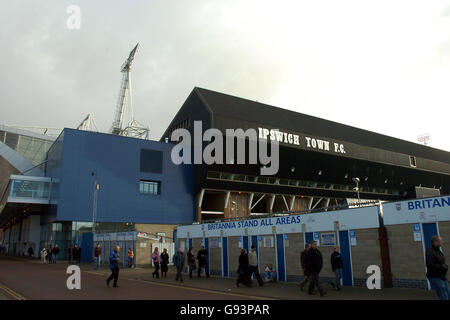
[349, 230, 357, 246]
[283, 234, 289, 247]
[313, 232, 320, 246]
[320, 232, 336, 246]
[219, 237, 222, 248]
[210, 237, 218, 249]
[238, 236, 243, 248]
[413, 224, 422, 242]
[263, 236, 274, 248]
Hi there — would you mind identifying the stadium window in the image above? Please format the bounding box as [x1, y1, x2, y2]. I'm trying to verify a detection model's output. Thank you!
[139, 180, 161, 195]
[409, 156, 417, 168]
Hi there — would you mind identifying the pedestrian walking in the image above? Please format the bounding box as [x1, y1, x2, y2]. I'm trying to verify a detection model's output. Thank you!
[160, 248, 169, 278]
[173, 248, 185, 282]
[107, 245, 120, 288]
[305, 241, 326, 297]
[53, 244, 60, 263]
[127, 247, 134, 268]
[27, 246, 34, 258]
[94, 244, 102, 270]
[47, 245, 53, 264]
[40, 247, 47, 263]
[299, 243, 311, 291]
[187, 247, 196, 279]
[73, 245, 78, 264]
[77, 246, 82, 263]
[152, 247, 161, 278]
[196, 245, 210, 278]
[67, 245, 73, 264]
[331, 246, 343, 290]
[236, 248, 251, 287]
[248, 245, 264, 286]
[426, 235, 449, 300]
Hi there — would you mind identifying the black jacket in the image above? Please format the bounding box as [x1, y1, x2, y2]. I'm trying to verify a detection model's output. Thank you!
[426, 246, 448, 280]
[300, 249, 308, 271]
[306, 248, 323, 274]
[237, 254, 249, 274]
[197, 249, 208, 266]
[331, 252, 343, 271]
[160, 252, 169, 265]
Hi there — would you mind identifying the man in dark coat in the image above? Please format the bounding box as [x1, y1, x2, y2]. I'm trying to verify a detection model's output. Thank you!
[67, 245, 73, 264]
[237, 249, 251, 287]
[52, 244, 60, 263]
[305, 241, 326, 296]
[299, 243, 311, 291]
[173, 248, 185, 282]
[196, 246, 210, 278]
[426, 235, 449, 300]
[331, 246, 343, 290]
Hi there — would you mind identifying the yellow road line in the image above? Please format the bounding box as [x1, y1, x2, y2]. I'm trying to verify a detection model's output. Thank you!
[0, 283, 26, 300]
[84, 270, 274, 300]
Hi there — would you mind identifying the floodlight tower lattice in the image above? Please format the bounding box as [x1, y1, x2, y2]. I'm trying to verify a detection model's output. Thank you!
[110, 43, 149, 139]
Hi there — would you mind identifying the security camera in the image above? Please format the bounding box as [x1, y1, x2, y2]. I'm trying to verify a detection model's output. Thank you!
[352, 177, 360, 183]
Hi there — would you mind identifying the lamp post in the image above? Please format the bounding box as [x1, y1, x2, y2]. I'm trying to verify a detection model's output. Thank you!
[92, 171, 99, 234]
[352, 177, 360, 205]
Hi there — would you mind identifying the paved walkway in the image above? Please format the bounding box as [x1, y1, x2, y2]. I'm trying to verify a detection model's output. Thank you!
[0, 256, 437, 300]
[78, 261, 436, 300]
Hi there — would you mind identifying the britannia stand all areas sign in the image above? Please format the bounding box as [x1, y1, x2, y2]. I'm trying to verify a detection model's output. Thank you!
[383, 196, 450, 225]
[176, 205, 380, 239]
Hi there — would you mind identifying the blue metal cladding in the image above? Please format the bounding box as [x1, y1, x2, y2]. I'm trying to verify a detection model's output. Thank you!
[243, 236, 249, 253]
[222, 237, 228, 277]
[204, 238, 209, 271]
[44, 129, 195, 224]
[305, 232, 313, 244]
[338, 231, 353, 286]
[81, 232, 93, 263]
[422, 223, 439, 290]
[276, 234, 286, 281]
[422, 223, 438, 250]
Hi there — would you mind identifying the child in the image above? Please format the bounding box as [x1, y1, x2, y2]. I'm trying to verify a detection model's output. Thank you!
[264, 264, 277, 282]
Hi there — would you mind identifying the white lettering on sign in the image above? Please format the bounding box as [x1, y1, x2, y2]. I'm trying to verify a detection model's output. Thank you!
[258, 127, 345, 154]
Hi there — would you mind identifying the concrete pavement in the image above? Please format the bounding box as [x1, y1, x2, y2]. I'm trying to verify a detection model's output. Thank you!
[0, 255, 438, 300]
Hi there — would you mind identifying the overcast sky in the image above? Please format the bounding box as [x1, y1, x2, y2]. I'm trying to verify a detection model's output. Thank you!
[1, 1, 449, 151]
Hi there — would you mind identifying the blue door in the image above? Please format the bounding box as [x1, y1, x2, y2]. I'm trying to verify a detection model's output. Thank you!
[243, 236, 249, 253]
[222, 237, 228, 277]
[422, 223, 438, 251]
[204, 238, 209, 272]
[276, 234, 286, 281]
[338, 231, 353, 286]
[305, 232, 313, 244]
[173, 229, 177, 252]
[422, 223, 439, 290]
[81, 232, 93, 263]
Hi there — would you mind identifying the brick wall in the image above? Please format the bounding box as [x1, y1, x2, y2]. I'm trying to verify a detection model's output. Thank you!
[351, 228, 382, 280]
[285, 233, 304, 277]
[209, 238, 222, 276]
[386, 224, 426, 281]
[258, 235, 276, 272]
[227, 236, 241, 277]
